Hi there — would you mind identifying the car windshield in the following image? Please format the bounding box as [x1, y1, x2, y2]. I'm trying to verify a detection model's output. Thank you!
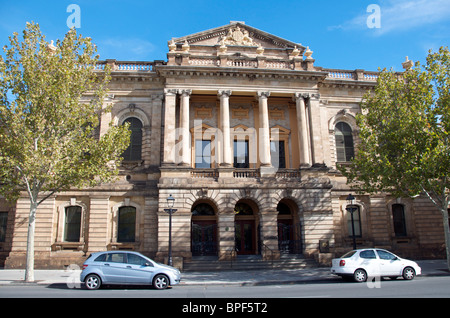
[341, 250, 357, 258]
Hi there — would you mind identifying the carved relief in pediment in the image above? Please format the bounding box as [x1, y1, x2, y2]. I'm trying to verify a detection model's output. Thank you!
[219, 26, 257, 46]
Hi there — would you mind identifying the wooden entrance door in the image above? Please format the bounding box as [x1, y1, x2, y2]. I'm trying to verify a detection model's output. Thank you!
[235, 220, 255, 255]
[191, 221, 217, 256]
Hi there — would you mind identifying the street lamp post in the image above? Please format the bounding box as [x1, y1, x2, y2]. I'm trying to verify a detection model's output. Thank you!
[346, 194, 357, 250]
[164, 194, 177, 266]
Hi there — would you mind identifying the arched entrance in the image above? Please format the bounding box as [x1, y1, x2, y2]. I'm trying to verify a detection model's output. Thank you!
[234, 200, 258, 255]
[191, 202, 217, 256]
[277, 199, 303, 254]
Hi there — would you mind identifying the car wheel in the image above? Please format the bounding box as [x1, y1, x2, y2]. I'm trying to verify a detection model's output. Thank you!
[402, 267, 415, 280]
[353, 269, 367, 282]
[153, 274, 169, 290]
[85, 274, 102, 290]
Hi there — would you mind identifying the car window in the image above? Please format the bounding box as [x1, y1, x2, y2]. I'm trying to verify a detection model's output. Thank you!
[127, 253, 149, 266]
[105, 253, 126, 263]
[94, 254, 106, 262]
[341, 251, 357, 258]
[376, 250, 397, 260]
[360, 250, 376, 259]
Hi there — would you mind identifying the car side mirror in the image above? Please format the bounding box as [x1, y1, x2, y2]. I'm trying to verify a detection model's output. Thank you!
[145, 262, 153, 267]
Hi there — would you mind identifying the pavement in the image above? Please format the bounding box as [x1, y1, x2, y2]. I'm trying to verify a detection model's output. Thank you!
[0, 260, 448, 287]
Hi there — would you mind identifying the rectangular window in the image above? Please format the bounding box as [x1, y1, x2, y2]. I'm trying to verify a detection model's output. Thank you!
[195, 140, 211, 168]
[270, 140, 286, 168]
[64, 206, 82, 242]
[118, 206, 136, 242]
[347, 205, 361, 237]
[0, 212, 7, 242]
[392, 204, 407, 237]
[234, 140, 249, 168]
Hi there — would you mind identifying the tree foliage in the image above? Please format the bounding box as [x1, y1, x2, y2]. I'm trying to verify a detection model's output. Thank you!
[340, 47, 450, 269]
[0, 22, 130, 280]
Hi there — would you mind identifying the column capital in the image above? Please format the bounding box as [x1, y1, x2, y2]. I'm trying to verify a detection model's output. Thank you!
[257, 91, 270, 99]
[293, 92, 320, 100]
[218, 89, 232, 98]
[178, 89, 192, 96]
[293, 92, 309, 100]
[164, 88, 178, 95]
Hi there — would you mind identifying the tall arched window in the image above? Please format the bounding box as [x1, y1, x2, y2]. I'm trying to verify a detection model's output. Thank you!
[118, 206, 136, 242]
[335, 122, 354, 162]
[122, 117, 143, 161]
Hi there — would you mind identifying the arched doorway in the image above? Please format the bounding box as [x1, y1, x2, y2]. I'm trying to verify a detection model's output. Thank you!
[234, 201, 258, 255]
[277, 199, 302, 254]
[191, 202, 217, 256]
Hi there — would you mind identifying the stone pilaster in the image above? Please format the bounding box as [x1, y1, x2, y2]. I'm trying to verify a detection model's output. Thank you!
[162, 89, 177, 166]
[178, 89, 192, 166]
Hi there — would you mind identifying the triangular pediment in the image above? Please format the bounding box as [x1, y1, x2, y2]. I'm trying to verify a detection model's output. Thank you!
[170, 22, 304, 51]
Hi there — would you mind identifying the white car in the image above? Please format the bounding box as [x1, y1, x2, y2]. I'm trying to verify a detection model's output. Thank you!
[331, 248, 421, 282]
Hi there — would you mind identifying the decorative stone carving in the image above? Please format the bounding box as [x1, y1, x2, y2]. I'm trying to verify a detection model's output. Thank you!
[291, 46, 300, 57]
[402, 56, 413, 70]
[168, 39, 176, 52]
[256, 44, 264, 55]
[220, 26, 257, 46]
[182, 40, 190, 52]
[304, 46, 313, 60]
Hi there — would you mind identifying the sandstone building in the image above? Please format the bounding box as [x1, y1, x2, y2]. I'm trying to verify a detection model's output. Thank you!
[0, 22, 446, 269]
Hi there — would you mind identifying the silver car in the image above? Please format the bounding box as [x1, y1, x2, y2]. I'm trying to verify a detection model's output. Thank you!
[80, 251, 181, 290]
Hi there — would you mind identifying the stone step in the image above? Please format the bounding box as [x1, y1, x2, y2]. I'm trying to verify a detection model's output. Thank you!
[183, 255, 317, 272]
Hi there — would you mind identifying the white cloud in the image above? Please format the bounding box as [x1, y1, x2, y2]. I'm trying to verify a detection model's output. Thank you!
[330, 0, 450, 35]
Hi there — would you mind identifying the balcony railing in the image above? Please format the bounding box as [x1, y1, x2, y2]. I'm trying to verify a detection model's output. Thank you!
[191, 169, 219, 179]
[94, 60, 165, 72]
[323, 68, 379, 81]
[188, 168, 300, 180]
[233, 168, 260, 178]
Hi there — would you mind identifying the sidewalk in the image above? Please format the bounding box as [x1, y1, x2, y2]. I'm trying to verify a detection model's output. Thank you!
[0, 260, 448, 287]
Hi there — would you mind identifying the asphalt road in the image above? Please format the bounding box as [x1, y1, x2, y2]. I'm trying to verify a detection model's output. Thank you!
[1, 275, 449, 299]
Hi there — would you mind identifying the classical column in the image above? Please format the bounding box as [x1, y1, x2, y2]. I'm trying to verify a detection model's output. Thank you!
[294, 93, 311, 167]
[179, 89, 192, 166]
[258, 91, 272, 167]
[218, 90, 232, 167]
[162, 89, 177, 166]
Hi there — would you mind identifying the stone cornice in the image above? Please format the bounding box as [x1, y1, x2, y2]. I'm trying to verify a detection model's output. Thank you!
[155, 65, 328, 81]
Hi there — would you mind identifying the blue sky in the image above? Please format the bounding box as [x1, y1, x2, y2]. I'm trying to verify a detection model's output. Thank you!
[0, 0, 449, 72]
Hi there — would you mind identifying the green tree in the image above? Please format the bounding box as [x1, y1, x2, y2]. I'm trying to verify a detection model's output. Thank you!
[0, 23, 130, 281]
[340, 47, 450, 270]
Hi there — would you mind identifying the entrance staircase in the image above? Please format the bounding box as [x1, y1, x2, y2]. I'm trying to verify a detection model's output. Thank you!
[183, 254, 317, 272]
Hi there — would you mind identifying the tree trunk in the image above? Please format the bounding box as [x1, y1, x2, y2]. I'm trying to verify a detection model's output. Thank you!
[442, 207, 450, 271]
[24, 200, 37, 282]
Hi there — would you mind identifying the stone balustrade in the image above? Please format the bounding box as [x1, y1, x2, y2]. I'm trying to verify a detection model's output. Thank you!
[94, 59, 379, 83]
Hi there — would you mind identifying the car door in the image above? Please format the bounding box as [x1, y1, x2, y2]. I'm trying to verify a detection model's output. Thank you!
[100, 252, 130, 283]
[358, 249, 381, 276]
[376, 250, 401, 276]
[124, 253, 156, 284]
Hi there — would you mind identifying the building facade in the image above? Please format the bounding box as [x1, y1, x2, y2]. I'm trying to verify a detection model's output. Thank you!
[0, 22, 446, 269]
